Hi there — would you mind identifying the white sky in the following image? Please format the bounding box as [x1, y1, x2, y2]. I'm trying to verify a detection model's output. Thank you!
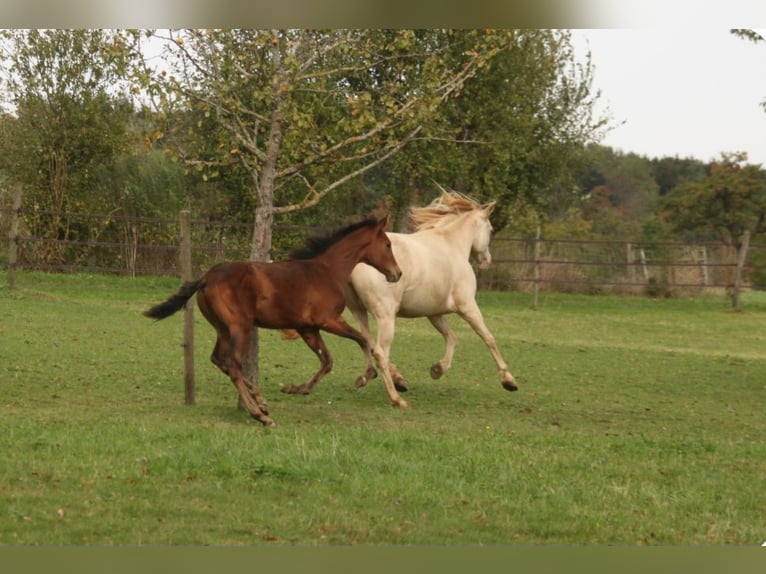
[570, 28, 766, 166]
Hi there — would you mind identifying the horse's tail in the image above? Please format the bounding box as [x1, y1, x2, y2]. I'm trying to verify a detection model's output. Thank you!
[144, 279, 205, 320]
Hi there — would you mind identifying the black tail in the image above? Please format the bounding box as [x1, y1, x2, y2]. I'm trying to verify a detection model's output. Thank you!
[144, 279, 205, 320]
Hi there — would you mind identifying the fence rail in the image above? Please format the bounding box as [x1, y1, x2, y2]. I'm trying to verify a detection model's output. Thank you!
[3, 205, 765, 295]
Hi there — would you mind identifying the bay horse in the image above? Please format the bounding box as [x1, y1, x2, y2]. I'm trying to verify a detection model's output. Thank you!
[345, 190, 517, 407]
[144, 216, 402, 427]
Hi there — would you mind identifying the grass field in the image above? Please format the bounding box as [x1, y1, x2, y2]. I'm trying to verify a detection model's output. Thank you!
[1, 271, 765, 545]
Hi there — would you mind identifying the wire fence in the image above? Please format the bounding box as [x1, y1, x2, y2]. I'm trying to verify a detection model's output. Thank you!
[1, 206, 319, 277]
[480, 236, 766, 296]
[3, 206, 765, 296]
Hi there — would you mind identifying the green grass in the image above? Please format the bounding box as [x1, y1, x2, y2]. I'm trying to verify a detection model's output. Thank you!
[1, 271, 765, 545]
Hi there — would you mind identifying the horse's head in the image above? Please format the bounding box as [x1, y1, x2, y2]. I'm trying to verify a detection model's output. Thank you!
[471, 202, 495, 270]
[364, 215, 402, 283]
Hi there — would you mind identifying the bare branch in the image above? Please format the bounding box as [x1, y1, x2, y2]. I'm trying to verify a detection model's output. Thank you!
[275, 125, 423, 214]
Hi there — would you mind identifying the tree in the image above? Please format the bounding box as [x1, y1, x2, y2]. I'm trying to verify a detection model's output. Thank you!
[139, 29, 513, 261]
[649, 155, 707, 196]
[380, 30, 606, 231]
[0, 29, 138, 262]
[570, 145, 659, 239]
[662, 152, 766, 308]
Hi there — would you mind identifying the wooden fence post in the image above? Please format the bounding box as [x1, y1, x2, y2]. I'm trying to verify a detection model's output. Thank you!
[731, 229, 751, 310]
[532, 224, 541, 309]
[179, 209, 196, 405]
[7, 183, 23, 290]
[698, 247, 709, 286]
[626, 242, 635, 284]
[639, 248, 649, 282]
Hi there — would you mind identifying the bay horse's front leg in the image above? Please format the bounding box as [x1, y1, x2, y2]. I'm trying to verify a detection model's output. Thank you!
[457, 301, 518, 392]
[345, 287, 378, 389]
[281, 329, 333, 396]
[227, 331, 277, 427]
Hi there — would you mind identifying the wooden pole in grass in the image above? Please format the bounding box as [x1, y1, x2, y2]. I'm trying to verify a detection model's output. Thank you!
[7, 183, 22, 290]
[532, 223, 541, 309]
[731, 229, 751, 311]
[179, 209, 196, 405]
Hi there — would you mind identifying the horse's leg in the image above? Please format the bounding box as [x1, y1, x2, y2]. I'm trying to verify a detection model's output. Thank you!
[360, 315, 409, 408]
[388, 362, 408, 392]
[280, 329, 333, 396]
[314, 316, 408, 408]
[345, 286, 378, 388]
[226, 327, 276, 426]
[241, 331, 269, 414]
[210, 336, 230, 375]
[456, 301, 518, 392]
[211, 330, 267, 413]
[427, 314, 457, 380]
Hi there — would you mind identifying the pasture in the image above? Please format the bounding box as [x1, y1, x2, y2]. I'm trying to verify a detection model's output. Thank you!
[1, 271, 765, 545]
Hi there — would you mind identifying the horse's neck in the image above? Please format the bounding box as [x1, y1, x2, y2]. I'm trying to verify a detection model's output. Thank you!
[428, 214, 476, 259]
[316, 238, 365, 279]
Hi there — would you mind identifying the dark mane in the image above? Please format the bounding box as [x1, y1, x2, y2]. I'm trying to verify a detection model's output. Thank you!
[289, 216, 380, 260]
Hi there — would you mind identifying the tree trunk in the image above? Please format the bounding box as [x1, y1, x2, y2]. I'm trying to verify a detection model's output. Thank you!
[241, 205, 274, 407]
[241, 30, 284, 408]
[249, 204, 274, 262]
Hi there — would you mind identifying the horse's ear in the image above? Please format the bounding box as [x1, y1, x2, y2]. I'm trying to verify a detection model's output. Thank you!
[378, 213, 391, 228]
[483, 201, 496, 217]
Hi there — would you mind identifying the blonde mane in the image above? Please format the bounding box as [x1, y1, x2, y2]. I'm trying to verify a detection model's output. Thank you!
[409, 187, 487, 231]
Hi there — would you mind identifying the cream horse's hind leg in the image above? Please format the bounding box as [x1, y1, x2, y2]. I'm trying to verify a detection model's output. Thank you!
[456, 300, 518, 391]
[427, 314, 457, 380]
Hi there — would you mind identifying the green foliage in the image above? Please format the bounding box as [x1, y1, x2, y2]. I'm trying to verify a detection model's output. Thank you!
[649, 155, 708, 196]
[376, 30, 605, 232]
[92, 148, 186, 218]
[137, 29, 604, 241]
[662, 152, 766, 245]
[1, 272, 765, 544]
[0, 29, 140, 263]
[1, 28, 608, 259]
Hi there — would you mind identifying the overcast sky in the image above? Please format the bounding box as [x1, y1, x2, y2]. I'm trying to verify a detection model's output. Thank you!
[570, 28, 766, 166]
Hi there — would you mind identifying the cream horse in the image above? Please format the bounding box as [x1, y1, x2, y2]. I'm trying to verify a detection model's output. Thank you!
[346, 189, 518, 408]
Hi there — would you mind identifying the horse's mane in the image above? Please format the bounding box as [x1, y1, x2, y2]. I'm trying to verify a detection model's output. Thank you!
[409, 187, 485, 231]
[288, 216, 380, 260]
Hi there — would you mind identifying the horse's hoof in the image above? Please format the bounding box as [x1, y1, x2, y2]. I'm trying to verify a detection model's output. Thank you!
[430, 363, 444, 379]
[249, 411, 276, 427]
[355, 367, 378, 389]
[502, 379, 518, 392]
[281, 385, 296, 394]
[392, 398, 410, 408]
[394, 379, 408, 392]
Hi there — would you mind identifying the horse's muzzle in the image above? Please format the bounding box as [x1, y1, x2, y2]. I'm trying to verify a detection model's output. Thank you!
[385, 269, 403, 283]
[476, 250, 492, 270]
